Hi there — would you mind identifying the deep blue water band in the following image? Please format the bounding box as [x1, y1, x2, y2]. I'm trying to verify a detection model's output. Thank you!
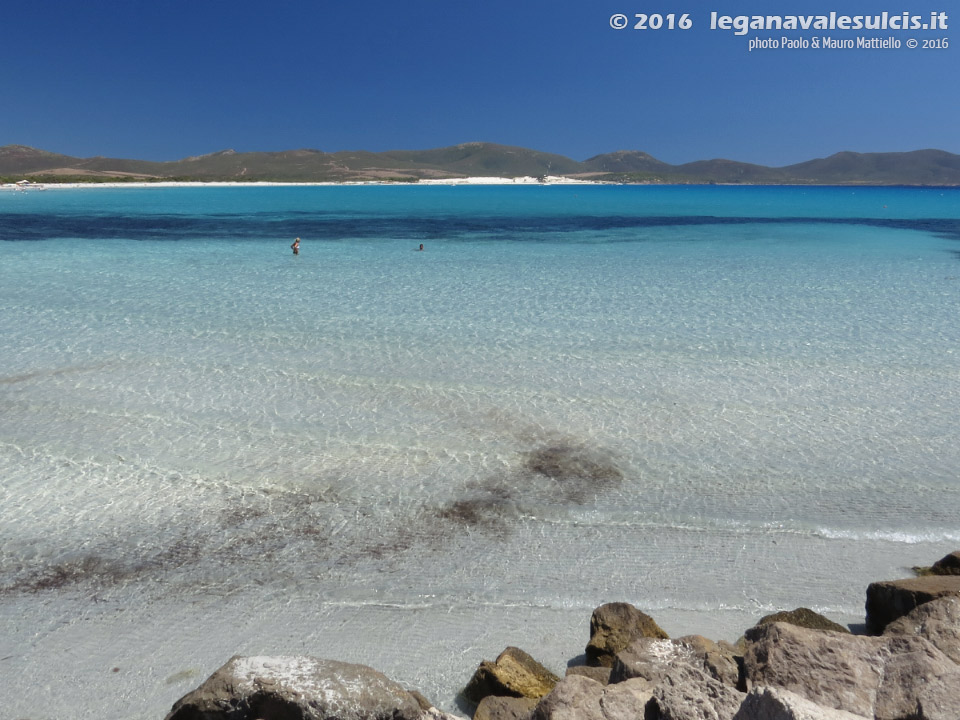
[2, 214, 960, 243]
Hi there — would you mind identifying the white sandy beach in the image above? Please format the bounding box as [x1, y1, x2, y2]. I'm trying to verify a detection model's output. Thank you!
[1, 176, 598, 190]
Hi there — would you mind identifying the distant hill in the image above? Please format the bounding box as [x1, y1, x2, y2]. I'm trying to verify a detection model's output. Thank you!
[673, 159, 786, 184]
[781, 150, 960, 185]
[2, 143, 959, 185]
[582, 150, 672, 177]
[381, 143, 586, 177]
[0, 145, 85, 174]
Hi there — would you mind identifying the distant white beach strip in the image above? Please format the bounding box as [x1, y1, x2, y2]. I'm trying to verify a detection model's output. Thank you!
[1, 176, 598, 190]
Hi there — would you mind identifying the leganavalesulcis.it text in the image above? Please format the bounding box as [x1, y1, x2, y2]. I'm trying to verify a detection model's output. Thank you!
[610, 11, 949, 35]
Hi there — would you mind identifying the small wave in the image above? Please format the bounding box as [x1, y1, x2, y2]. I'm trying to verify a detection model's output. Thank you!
[813, 527, 960, 544]
[524, 514, 809, 536]
[525, 514, 960, 546]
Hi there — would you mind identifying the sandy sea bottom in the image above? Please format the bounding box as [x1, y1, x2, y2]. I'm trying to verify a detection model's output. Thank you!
[1, 187, 959, 717]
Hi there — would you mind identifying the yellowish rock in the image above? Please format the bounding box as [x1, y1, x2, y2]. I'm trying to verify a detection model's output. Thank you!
[463, 647, 560, 703]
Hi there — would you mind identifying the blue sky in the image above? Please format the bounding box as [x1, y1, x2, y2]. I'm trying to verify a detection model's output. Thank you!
[2, 1, 955, 165]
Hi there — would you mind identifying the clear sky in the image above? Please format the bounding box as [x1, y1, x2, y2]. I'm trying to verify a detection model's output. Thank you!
[2, 0, 955, 166]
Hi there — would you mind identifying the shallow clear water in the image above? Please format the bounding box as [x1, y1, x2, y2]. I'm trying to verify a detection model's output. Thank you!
[2, 184, 960, 718]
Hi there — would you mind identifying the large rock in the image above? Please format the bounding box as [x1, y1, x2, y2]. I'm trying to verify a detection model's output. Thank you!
[883, 595, 960, 664]
[463, 647, 560, 703]
[611, 636, 739, 690]
[931, 550, 960, 576]
[732, 687, 868, 720]
[743, 621, 960, 719]
[165, 655, 425, 720]
[735, 609, 850, 656]
[531, 675, 652, 720]
[611, 637, 696, 685]
[564, 665, 612, 685]
[600, 679, 657, 720]
[532, 675, 605, 720]
[752, 608, 849, 635]
[865, 575, 960, 633]
[873, 635, 960, 720]
[531, 675, 605, 720]
[610, 637, 744, 720]
[743, 623, 879, 715]
[410, 691, 435, 711]
[586, 602, 669, 667]
[674, 636, 741, 689]
[474, 695, 537, 720]
[646, 672, 744, 720]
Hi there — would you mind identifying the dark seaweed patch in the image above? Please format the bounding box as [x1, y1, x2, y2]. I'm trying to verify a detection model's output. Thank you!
[5, 556, 128, 593]
[0, 444, 626, 593]
[0, 486, 336, 596]
[356, 534, 415, 560]
[436, 496, 515, 534]
[523, 444, 623, 504]
[427, 443, 624, 542]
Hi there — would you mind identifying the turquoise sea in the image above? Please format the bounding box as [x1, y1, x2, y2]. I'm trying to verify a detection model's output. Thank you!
[1, 184, 959, 718]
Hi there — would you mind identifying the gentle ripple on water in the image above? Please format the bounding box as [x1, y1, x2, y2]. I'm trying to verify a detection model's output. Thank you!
[1, 185, 959, 718]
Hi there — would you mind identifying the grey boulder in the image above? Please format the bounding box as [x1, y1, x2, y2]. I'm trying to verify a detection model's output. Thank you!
[673, 636, 741, 689]
[743, 621, 960, 720]
[474, 695, 538, 720]
[611, 636, 740, 690]
[732, 687, 868, 720]
[165, 655, 425, 720]
[531, 674, 653, 720]
[931, 550, 960, 576]
[883, 594, 960, 664]
[564, 665, 612, 685]
[865, 575, 960, 633]
[611, 637, 744, 720]
[646, 673, 745, 720]
[586, 602, 669, 667]
[750, 608, 849, 635]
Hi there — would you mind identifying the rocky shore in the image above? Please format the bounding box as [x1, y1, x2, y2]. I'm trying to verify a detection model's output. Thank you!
[165, 551, 960, 720]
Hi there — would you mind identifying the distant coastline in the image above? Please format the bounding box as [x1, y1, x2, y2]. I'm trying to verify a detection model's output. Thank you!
[3, 143, 960, 186]
[0, 176, 597, 190]
[5, 179, 960, 191]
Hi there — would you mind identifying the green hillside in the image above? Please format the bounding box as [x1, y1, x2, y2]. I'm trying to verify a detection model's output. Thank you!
[2, 144, 959, 185]
[782, 150, 960, 185]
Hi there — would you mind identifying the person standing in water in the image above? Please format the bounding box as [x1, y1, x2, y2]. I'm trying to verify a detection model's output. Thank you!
[291, 237, 300, 255]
